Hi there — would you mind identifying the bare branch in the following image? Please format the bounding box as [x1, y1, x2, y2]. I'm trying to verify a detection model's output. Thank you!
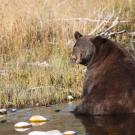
[89, 9, 116, 35]
[56, 0, 69, 8]
[46, 18, 131, 23]
[99, 16, 119, 37]
[108, 30, 126, 38]
[102, 30, 135, 38]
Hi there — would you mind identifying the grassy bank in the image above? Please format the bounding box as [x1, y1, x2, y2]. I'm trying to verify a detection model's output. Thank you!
[0, 0, 135, 108]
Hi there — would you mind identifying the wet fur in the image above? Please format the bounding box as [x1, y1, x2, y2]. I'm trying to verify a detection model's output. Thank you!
[72, 32, 135, 115]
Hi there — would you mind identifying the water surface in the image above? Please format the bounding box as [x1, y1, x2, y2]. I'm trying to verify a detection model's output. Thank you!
[1, 101, 135, 135]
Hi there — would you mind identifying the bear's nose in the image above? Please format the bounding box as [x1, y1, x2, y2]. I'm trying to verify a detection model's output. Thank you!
[71, 55, 76, 64]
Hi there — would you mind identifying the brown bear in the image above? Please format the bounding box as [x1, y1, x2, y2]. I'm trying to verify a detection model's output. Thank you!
[72, 31, 135, 115]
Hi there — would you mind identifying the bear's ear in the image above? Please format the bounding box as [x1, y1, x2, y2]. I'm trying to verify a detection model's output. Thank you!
[74, 31, 83, 40]
[91, 36, 107, 46]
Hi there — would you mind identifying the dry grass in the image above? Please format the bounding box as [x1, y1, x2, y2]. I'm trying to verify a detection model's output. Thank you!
[0, 0, 134, 108]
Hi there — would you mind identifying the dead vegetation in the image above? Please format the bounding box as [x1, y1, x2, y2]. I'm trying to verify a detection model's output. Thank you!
[0, 0, 134, 107]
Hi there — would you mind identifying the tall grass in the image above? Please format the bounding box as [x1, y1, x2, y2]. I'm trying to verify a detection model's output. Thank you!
[0, 0, 134, 108]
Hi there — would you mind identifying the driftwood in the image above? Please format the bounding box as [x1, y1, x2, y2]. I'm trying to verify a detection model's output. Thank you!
[46, 17, 135, 38]
[100, 30, 135, 38]
[89, 16, 135, 38]
[47, 18, 132, 23]
[46, 16, 135, 37]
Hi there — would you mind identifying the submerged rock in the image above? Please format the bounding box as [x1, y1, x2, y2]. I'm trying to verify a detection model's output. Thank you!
[0, 115, 6, 123]
[46, 130, 63, 135]
[28, 131, 46, 135]
[67, 95, 74, 101]
[54, 109, 61, 112]
[14, 122, 32, 128]
[15, 128, 31, 132]
[63, 131, 77, 135]
[31, 122, 46, 126]
[28, 130, 63, 135]
[11, 108, 17, 112]
[0, 109, 7, 115]
[29, 115, 48, 122]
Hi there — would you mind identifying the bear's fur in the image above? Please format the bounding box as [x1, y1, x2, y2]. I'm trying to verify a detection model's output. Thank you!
[72, 31, 135, 115]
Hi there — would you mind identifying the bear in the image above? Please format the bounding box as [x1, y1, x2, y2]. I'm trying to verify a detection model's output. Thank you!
[72, 31, 135, 115]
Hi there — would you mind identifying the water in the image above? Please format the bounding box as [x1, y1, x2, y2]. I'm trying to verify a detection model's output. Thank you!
[1, 101, 135, 135]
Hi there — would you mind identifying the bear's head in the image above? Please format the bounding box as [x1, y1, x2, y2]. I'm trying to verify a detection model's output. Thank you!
[71, 31, 108, 66]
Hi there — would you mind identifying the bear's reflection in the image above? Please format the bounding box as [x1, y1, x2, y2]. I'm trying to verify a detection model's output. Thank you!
[75, 114, 135, 135]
